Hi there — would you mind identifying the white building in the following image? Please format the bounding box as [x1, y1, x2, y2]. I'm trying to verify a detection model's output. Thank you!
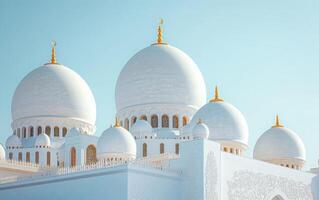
[0, 24, 318, 200]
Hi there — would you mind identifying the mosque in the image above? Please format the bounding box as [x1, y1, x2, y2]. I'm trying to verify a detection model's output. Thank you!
[0, 23, 318, 200]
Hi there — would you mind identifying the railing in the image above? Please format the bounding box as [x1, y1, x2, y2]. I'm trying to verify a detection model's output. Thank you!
[0, 153, 181, 185]
[0, 160, 40, 169]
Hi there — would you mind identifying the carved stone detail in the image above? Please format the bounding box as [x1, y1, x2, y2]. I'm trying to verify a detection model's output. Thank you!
[227, 170, 312, 200]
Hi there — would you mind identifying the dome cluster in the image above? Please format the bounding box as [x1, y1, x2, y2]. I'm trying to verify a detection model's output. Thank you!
[2, 24, 307, 171]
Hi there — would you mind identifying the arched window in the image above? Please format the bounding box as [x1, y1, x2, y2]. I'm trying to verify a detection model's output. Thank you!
[272, 195, 284, 200]
[26, 152, 30, 162]
[124, 119, 129, 130]
[173, 115, 179, 129]
[160, 143, 164, 154]
[63, 127, 67, 137]
[35, 151, 39, 164]
[151, 115, 158, 128]
[45, 126, 51, 137]
[143, 143, 147, 157]
[18, 152, 22, 161]
[29, 126, 34, 137]
[9, 152, 13, 160]
[183, 116, 188, 126]
[17, 128, 20, 138]
[86, 145, 97, 165]
[162, 115, 169, 128]
[140, 115, 147, 121]
[22, 127, 26, 138]
[54, 127, 59, 137]
[70, 147, 76, 167]
[175, 143, 179, 154]
[47, 152, 51, 166]
[131, 116, 137, 125]
[37, 126, 42, 135]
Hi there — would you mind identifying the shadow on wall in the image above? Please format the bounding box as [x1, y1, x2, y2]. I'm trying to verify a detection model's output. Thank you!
[312, 174, 319, 200]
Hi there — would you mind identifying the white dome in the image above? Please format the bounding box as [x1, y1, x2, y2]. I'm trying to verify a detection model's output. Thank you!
[0, 144, 5, 160]
[253, 126, 306, 163]
[115, 44, 206, 112]
[5, 135, 21, 148]
[191, 101, 249, 146]
[130, 120, 154, 138]
[11, 63, 96, 125]
[193, 121, 209, 139]
[97, 126, 136, 160]
[35, 133, 51, 147]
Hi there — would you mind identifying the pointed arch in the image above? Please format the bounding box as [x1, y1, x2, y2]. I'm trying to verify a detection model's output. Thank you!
[35, 151, 39, 164]
[70, 147, 76, 167]
[124, 118, 129, 130]
[143, 143, 147, 157]
[173, 115, 179, 128]
[151, 115, 158, 128]
[160, 143, 165, 154]
[131, 116, 137, 125]
[47, 151, 51, 166]
[162, 115, 169, 128]
[183, 116, 188, 126]
[37, 126, 42, 135]
[54, 127, 59, 137]
[86, 145, 97, 165]
[45, 126, 51, 137]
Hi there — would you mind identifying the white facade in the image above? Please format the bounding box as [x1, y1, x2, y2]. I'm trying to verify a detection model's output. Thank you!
[0, 27, 318, 200]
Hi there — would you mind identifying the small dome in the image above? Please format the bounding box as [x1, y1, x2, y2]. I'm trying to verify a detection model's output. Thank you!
[193, 121, 209, 139]
[35, 133, 51, 147]
[0, 144, 5, 160]
[190, 88, 249, 147]
[97, 124, 136, 161]
[5, 135, 22, 148]
[115, 44, 207, 112]
[254, 117, 305, 167]
[11, 63, 96, 125]
[130, 120, 154, 138]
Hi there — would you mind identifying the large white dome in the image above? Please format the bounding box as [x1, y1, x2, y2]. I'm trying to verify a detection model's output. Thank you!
[115, 44, 207, 112]
[190, 100, 249, 147]
[254, 126, 306, 163]
[11, 63, 96, 125]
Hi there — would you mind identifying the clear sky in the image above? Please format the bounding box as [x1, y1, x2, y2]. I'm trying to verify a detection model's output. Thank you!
[1, 0, 319, 169]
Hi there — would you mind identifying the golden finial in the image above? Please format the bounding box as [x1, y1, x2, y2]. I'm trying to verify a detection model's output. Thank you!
[114, 117, 121, 127]
[210, 86, 224, 102]
[51, 41, 56, 64]
[157, 19, 164, 44]
[197, 118, 203, 124]
[152, 19, 167, 45]
[272, 115, 284, 128]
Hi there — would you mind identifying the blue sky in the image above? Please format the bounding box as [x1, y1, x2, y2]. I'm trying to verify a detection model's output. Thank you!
[1, 0, 319, 169]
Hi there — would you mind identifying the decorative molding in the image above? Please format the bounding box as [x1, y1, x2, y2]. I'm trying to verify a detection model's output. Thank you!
[205, 151, 218, 200]
[227, 170, 312, 200]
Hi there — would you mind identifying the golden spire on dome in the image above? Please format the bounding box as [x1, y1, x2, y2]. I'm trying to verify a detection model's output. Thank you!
[51, 41, 56, 64]
[114, 117, 121, 128]
[210, 86, 224, 102]
[152, 19, 167, 45]
[272, 115, 284, 128]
